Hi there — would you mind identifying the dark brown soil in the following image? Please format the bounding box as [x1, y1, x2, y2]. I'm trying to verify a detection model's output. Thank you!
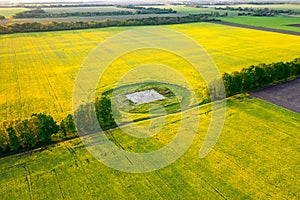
[212, 21, 300, 36]
[287, 24, 300, 28]
[249, 78, 300, 114]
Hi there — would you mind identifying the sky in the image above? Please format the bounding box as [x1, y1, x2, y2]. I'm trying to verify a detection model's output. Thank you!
[4, 0, 163, 3]
[5, 0, 300, 3]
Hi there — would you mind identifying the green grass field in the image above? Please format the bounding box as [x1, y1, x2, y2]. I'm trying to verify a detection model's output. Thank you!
[220, 15, 300, 32]
[0, 8, 29, 18]
[0, 95, 299, 199]
[209, 3, 300, 33]
[134, 4, 300, 33]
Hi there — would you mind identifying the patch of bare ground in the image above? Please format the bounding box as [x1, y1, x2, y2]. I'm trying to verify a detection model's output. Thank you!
[287, 24, 300, 27]
[249, 78, 300, 114]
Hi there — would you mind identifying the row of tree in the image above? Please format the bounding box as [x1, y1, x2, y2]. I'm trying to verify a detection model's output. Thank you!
[0, 113, 74, 155]
[118, 6, 177, 14]
[203, 57, 300, 102]
[0, 14, 216, 34]
[13, 8, 135, 19]
[13, 6, 176, 19]
[0, 96, 117, 156]
[23, 4, 115, 8]
[216, 6, 300, 16]
[223, 58, 300, 97]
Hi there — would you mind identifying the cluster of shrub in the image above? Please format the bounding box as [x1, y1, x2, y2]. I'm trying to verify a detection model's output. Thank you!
[203, 58, 300, 102]
[0, 96, 117, 156]
[13, 9, 135, 18]
[216, 6, 300, 16]
[0, 15, 5, 19]
[0, 14, 215, 34]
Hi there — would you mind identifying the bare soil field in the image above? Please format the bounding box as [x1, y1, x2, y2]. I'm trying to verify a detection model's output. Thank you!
[213, 21, 300, 36]
[287, 24, 300, 28]
[249, 78, 300, 114]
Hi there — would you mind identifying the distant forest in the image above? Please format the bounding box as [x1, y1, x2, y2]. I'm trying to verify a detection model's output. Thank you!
[0, 14, 217, 34]
[215, 6, 300, 16]
[12, 7, 176, 19]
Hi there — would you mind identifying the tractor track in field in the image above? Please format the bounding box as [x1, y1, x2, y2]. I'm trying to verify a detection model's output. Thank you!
[51, 168, 66, 200]
[64, 143, 93, 194]
[41, 64, 64, 113]
[32, 39, 64, 113]
[212, 21, 300, 36]
[14, 53, 23, 117]
[23, 164, 33, 200]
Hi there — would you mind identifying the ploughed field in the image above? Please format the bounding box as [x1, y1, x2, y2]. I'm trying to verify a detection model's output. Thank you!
[250, 78, 300, 114]
[0, 22, 300, 122]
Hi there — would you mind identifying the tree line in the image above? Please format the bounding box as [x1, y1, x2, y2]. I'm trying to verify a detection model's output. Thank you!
[0, 96, 117, 156]
[205, 57, 300, 101]
[12, 7, 176, 19]
[117, 6, 177, 14]
[13, 9, 135, 19]
[23, 4, 115, 8]
[215, 6, 300, 16]
[0, 14, 216, 34]
[223, 58, 300, 96]
[0, 113, 63, 154]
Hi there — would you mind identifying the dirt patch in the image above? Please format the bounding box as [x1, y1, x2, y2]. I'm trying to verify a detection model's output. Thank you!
[249, 78, 300, 114]
[287, 24, 300, 28]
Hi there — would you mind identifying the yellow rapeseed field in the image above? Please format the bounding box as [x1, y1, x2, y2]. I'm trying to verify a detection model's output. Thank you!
[0, 23, 299, 121]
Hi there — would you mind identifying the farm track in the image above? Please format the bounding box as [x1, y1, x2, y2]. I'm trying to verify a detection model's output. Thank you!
[212, 21, 300, 36]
